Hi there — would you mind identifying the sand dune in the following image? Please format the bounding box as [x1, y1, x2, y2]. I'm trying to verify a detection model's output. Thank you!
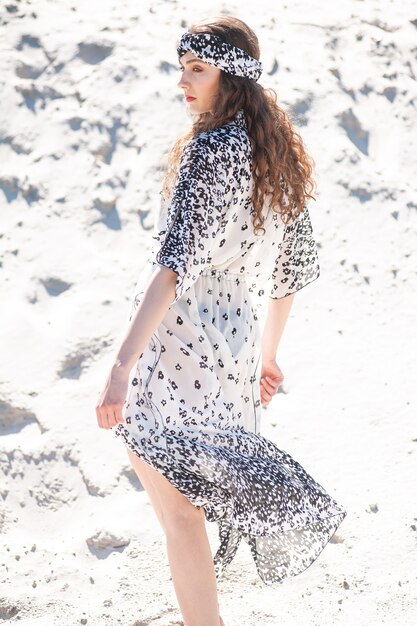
[1, 1, 416, 624]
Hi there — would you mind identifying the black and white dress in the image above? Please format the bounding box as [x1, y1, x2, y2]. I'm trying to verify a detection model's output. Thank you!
[113, 109, 347, 585]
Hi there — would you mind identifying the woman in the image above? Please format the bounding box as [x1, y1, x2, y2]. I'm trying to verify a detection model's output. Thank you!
[95, 16, 347, 626]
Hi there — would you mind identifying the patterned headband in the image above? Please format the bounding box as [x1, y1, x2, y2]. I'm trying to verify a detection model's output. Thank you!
[177, 31, 263, 82]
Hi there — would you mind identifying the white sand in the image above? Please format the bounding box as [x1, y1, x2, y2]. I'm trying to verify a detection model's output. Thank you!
[1, 0, 416, 624]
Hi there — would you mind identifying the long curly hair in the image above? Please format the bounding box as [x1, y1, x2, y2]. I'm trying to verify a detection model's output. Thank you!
[161, 15, 317, 235]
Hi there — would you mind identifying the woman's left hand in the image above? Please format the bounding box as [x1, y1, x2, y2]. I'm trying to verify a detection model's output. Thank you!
[95, 367, 129, 429]
[260, 359, 284, 407]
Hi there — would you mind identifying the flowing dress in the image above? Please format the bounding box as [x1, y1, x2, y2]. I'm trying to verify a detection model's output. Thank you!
[113, 108, 347, 585]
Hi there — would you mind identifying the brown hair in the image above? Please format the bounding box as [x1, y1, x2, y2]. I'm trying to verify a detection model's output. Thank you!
[161, 15, 317, 235]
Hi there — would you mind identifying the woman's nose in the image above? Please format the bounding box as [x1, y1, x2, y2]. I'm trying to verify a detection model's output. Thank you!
[177, 74, 189, 89]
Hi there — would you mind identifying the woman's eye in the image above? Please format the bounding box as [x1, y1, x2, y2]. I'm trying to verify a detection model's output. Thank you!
[177, 65, 202, 72]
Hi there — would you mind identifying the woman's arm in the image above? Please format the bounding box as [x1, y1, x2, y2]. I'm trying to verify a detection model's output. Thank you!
[259, 293, 295, 406]
[95, 266, 177, 429]
[261, 293, 295, 361]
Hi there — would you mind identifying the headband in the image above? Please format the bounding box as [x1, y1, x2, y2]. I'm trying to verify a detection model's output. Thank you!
[177, 31, 263, 82]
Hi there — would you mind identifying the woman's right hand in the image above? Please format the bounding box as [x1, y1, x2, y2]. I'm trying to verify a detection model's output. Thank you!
[95, 365, 129, 429]
[259, 359, 284, 407]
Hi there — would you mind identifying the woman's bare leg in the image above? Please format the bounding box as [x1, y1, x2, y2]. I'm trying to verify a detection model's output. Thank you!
[127, 450, 224, 626]
[126, 450, 166, 531]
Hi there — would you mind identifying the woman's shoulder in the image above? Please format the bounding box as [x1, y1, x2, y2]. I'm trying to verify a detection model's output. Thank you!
[187, 117, 250, 169]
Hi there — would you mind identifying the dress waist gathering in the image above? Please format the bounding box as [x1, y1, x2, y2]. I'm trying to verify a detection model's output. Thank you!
[200, 267, 250, 284]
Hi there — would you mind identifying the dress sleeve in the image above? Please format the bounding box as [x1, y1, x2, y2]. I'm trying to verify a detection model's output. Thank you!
[269, 204, 320, 299]
[154, 138, 222, 305]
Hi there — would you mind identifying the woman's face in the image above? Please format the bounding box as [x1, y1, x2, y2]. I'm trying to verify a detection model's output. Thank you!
[177, 51, 221, 115]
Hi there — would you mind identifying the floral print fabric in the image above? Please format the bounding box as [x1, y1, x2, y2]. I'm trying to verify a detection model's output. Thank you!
[113, 109, 346, 584]
[177, 31, 263, 81]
